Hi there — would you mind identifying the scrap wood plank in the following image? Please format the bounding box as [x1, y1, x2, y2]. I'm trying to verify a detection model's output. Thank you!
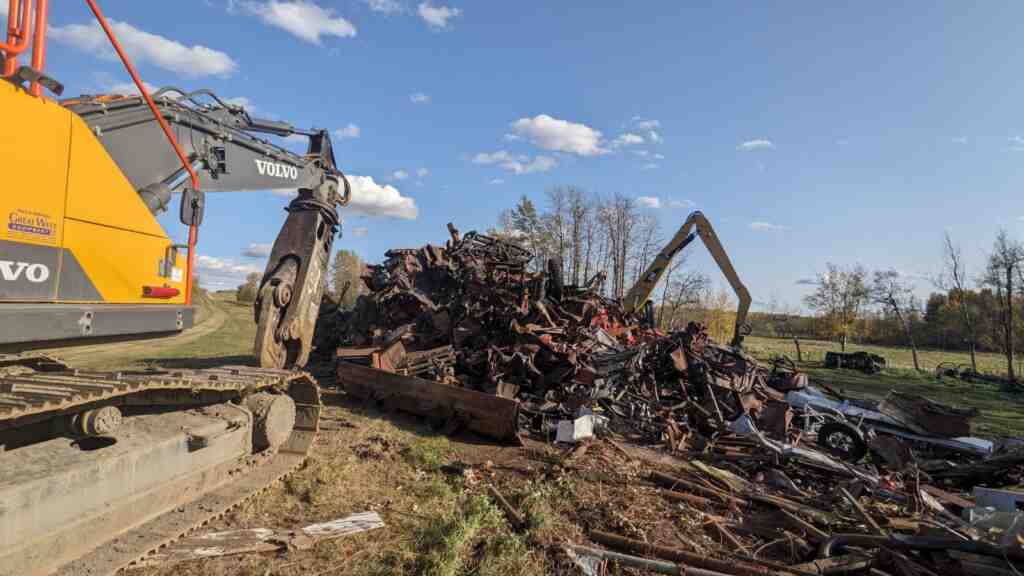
[131, 512, 384, 568]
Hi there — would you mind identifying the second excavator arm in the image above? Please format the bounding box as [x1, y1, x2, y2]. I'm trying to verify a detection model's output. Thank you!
[622, 211, 752, 348]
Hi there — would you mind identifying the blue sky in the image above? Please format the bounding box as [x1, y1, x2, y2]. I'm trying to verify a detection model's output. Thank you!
[24, 1, 1024, 306]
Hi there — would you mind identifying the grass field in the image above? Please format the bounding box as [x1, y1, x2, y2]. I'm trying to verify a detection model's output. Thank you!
[744, 335, 1024, 437]
[745, 335, 1015, 376]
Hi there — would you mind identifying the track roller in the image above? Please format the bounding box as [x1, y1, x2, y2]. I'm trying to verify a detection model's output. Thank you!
[245, 393, 296, 451]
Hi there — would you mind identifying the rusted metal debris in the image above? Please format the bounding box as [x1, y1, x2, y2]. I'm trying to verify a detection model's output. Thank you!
[337, 360, 520, 441]
[320, 223, 1024, 576]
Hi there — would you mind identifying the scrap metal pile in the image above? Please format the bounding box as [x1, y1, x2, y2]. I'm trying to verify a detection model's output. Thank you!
[324, 224, 1024, 575]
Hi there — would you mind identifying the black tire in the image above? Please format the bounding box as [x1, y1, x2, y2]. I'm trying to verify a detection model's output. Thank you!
[816, 421, 868, 462]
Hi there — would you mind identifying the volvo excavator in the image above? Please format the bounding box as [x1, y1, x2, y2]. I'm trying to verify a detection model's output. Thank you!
[0, 2, 346, 574]
[622, 210, 752, 348]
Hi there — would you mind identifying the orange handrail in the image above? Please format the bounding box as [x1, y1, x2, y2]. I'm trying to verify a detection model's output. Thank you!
[83, 0, 201, 305]
[27, 0, 46, 96]
[2, 0, 32, 76]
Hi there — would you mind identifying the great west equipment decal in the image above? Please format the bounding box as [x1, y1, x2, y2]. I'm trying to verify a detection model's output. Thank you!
[7, 209, 56, 244]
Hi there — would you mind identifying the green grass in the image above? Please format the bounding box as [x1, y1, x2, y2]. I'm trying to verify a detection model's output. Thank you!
[745, 335, 1015, 376]
[745, 335, 1024, 437]
[141, 294, 256, 366]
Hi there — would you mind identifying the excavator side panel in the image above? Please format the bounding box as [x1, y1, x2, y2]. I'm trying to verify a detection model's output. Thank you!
[0, 81, 71, 302]
[63, 111, 186, 303]
[0, 82, 191, 345]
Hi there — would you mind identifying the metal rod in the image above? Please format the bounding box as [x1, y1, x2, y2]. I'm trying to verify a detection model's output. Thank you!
[84, 0, 201, 305]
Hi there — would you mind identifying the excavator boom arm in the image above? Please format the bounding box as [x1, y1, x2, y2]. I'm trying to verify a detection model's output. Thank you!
[65, 88, 350, 368]
[623, 211, 751, 347]
[64, 89, 346, 205]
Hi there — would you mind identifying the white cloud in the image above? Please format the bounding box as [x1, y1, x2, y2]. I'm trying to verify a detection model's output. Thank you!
[410, 92, 431, 104]
[611, 133, 644, 148]
[633, 150, 649, 157]
[225, 96, 254, 110]
[472, 151, 514, 164]
[334, 123, 361, 139]
[472, 150, 557, 174]
[364, 0, 402, 13]
[637, 196, 661, 208]
[196, 255, 263, 290]
[346, 175, 418, 219]
[391, 169, 410, 180]
[633, 118, 660, 131]
[0, 3, 6, 15]
[669, 199, 695, 209]
[652, 153, 665, 160]
[244, 1, 356, 44]
[503, 133, 522, 142]
[1010, 136, 1024, 149]
[510, 114, 606, 156]
[640, 163, 659, 170]
[951, 136, 968, 145]
[795, 278, 818, 286]
[737, 139, 774, 151]
[242, 243, 273, 258]
[104, 80, 159, 95]
[749, 221, 789, 231]
[351, 226, 369, 237]
[647, 131, 663, 143]
[50, 19, 237, 78]
[416, 167, 430, 178]
[417, 2, 461, 29]
[489, 178, 505, 185]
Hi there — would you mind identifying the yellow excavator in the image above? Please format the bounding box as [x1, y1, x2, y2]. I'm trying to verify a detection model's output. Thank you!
[622, 210, 752, 347]
[0, 2, 346, 573]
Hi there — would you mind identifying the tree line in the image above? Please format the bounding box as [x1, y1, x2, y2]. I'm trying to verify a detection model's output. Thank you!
[756, 231, 1024, 380]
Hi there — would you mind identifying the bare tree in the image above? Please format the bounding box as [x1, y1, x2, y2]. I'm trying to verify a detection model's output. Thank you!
[804, 263, 869, 351]
[933, 233, 978, 373]
[659, 254, 685, 328]
[871, 269, 921, 371]
[567, 187, 588, 286]
[597, 194, 638, 298]
[982, 229, 1024, 382]
[631, 213, 662, 287]
[935, 232, 980, 371]
[663, 269, 709, 330]
[544, 187, 569, 277]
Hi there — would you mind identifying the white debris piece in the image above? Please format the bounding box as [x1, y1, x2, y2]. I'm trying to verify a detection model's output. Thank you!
[557, 415, 594, 443]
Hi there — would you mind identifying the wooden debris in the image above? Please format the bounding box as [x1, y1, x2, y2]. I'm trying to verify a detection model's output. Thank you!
[588, 530, 779, 576]
[487, 484, 525, 529]
[131, 512, 384, 568]
[650, 470, 749, 507]
[838, 486, 886, 536]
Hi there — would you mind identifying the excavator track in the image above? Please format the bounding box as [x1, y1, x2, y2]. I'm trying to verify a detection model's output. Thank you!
[0, 362, 322, 576]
